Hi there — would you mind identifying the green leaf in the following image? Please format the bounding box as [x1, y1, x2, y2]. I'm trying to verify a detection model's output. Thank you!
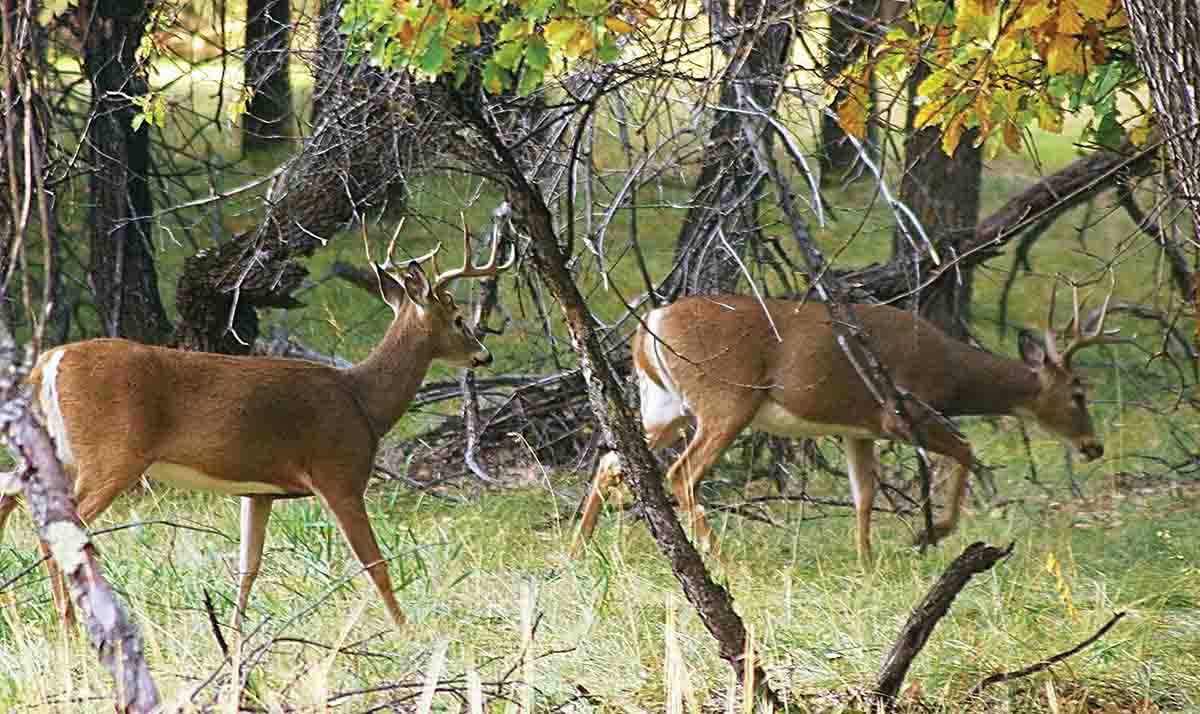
[596, 34, 620, 63]
[493, 37, 526, 70]
[1092, 63, 1123, 101]
[518, 65, 545, 95]
[419, 38, 447, 74]
[525, 36, 550, 70]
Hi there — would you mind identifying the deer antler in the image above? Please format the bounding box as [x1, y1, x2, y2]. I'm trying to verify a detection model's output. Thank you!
[377, 218, 442, 272]
[1045, 282, 1125, 369]
[431, 214, 516, 294]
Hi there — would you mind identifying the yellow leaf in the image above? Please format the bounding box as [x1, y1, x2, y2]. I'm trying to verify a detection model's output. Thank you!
[1057, 2, 1085, 34]
[1046, 33, 1085, 74]
[1004, 121, 1023, 153]
[835, 91, 868, 140]
[942, 113, 966, 156]
[1038, 102, 1063, 133]
[1130, 118, 1154, 147]
[1076, 0, 1112, 21]
[1011, 1, 1054, 30]
[913, 99, 943, 130]
[605, 16, 635, 34]
[565, 28, 595, 57]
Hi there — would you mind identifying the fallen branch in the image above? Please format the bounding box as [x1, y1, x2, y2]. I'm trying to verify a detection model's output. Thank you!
[968, 611, 1126, 697]
[874, 541, 1014, 705]
[1, 400, 161, 713]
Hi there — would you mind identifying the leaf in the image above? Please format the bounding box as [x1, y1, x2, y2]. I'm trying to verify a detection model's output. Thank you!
[835, 90, 868, 140]
[942, 113, 966, 156]
[1037, 102, 1063, 133]
[419, 38, 447, 74]
[525, 36, 550, 70]
[1057, 2, 1085, 34]
[544, 19, 580, 50]
[482, 61, 511, 93]
[1046, 33, 1085, 74]
[1076, 0, 1112, 21]
[605, 16, 635, 34]
[518, 65, 545, 96]
[1011, 1, 1054, 30]
[1004, 121, 1023, 153]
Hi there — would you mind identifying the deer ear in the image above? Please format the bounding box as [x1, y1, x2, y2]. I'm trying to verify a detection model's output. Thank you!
[400, 262, 432, 303]
[1018, 329, 1048, 367]
[373, 263, 410, 311]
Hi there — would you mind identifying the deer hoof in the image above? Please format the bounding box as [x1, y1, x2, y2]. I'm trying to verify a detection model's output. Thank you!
[913, 523, 955, 548]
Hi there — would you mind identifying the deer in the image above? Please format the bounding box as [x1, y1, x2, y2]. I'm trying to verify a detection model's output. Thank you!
[572, 291, 1121, 563]
[0, 222, 514, 632]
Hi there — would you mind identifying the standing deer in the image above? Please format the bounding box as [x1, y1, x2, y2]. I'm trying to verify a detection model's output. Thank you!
[0, 225, 514, 631]
[572, 293, 1119, 562]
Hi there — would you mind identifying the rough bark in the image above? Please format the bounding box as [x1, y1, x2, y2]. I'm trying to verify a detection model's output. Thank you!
[895, 57, 982, 339]
[451, 85, 783, 709]
[82, 0, 172, 344]
[662, 0, 793, 298]
[875, 542, 1013, 704]
[242, 0, 293, 152]
[172, 1, 439, 353]
[1120, 0, 1200, 248]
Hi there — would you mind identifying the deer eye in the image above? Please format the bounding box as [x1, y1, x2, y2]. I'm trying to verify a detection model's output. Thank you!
[455, 316, 464, 329]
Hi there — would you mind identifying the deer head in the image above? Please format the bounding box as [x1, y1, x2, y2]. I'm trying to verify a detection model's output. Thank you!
[1016, 285, 1124, 461]
[371, 218, 515, 369]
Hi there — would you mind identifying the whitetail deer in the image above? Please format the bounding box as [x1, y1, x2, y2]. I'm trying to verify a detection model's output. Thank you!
[573, 292, 1120, 563]
[0, 223, 514, 631]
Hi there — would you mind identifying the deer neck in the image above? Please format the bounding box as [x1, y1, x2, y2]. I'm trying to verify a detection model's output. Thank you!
[944, 345, 1041, 418]
[346, 309, 436, 438]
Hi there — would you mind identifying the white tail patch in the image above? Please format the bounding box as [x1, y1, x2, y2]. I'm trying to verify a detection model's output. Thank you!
[639, 309, 689, 432]
[38, 349, 75, 466]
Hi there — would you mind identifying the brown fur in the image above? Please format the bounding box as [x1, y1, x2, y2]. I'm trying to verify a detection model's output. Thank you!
[0, 259, 498, 632]
[575, 295, 1106, 562]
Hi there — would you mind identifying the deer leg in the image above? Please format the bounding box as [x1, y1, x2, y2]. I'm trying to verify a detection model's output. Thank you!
[320, 493, 406, 629]
[234, 495, 273, 634]
[571, 452, 624, 557]
[906, 424, 974, 548]
[667, 423, 740, 558]
[844, 438, 878, 565]
[571, 418, 686, 557]
[60, 462, 143, 631]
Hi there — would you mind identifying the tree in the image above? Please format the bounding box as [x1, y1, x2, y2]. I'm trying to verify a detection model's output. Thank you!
[242, 0, 294, 152]
[1120, 0, 1200, 248]
[82, 0, 172, 344]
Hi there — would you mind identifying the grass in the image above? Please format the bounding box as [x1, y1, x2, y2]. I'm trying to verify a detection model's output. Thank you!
[2, 41, 1198, 714]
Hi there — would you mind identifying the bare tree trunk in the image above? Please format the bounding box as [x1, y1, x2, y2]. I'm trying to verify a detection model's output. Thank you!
[242, 0, 293, 152]
[1120, 0, 1200, 353]
[895, 58, 981, 339]
[663, 0, 793, 298]
[83, 0, 172, 344]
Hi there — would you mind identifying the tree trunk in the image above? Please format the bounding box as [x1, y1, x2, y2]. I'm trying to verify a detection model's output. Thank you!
[242, 0, 293, 152]
[173, 0, 433, 353]
[819, 0, 881, 185]
[83, 0, 172, 345]
[663, 0, 792, 298]
[1120, 1, 1200, 247]
[896, 59, 982, 339]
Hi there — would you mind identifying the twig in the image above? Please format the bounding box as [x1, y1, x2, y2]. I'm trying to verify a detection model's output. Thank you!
[968, 612, 1127, 697]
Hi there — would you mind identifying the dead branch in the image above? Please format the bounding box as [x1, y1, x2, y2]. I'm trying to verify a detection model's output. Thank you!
[968, 611, 1126, 697]
[874, 541, 1014, 705]
[0, 391, 161, 713]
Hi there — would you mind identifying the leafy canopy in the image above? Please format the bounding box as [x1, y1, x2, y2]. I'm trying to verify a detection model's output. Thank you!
[338, 0, 656, 94]
[835, 0, 1150, 157]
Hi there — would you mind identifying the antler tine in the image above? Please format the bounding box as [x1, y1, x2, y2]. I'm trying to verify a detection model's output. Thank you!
[1043, 282, 1062, 365]
[431, 214, 516, 293]
[382, 217, 405, 268]
[1060, 287, 1125, 369]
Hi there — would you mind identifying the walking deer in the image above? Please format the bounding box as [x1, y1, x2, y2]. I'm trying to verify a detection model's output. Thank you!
[573, 293, 1119, 562]
[0, 224, 514, 631]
